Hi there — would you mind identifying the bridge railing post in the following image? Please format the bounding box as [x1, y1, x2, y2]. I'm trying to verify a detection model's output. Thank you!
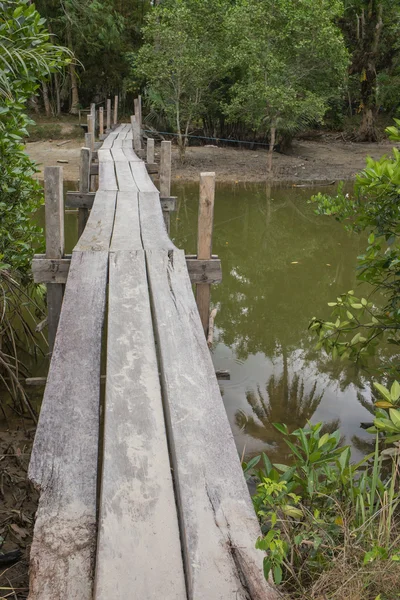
[78, 146, 92, 237]
[160, 140, 172, 233]
[147, 138, 155, 165]
[99, 106, 104, 137]
[106, 98, 111, 131]
[44, 166, 65, 354]
[131, 115, 142, 153]
[113, 95, 118, 126]
[196, 172, 216, 337]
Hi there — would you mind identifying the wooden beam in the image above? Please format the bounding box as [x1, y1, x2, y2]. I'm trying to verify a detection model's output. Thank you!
[160, 141, 172, 233]
[66, 191, 95, 209]
[145, 163, 158, 174]
[99, 106, 104, 136]
[131, 115, 142, 152]
[78, 147, 91, 236]
[44, 166, 65, 354]
[196, 172, 215, 335]
[90, 163, 99, 176]
[31, 255, 221, 285]
[160, 196, 177, 212]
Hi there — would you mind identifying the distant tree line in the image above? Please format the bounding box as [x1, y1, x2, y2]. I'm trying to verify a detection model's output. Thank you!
[33, 0, 400, 148]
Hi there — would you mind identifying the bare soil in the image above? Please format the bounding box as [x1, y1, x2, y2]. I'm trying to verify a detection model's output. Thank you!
[26, 131, 393, 183]
[0, 426, 37, 599]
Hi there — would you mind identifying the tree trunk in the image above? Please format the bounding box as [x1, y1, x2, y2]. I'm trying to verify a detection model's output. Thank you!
[69, 63, 79, 115]
[355, 1, 383, 142]
[42, 81, 51, 116]
[54, 73, 61, 116]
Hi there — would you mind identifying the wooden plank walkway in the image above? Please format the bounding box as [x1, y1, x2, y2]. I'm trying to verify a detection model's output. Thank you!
[28, 125, 277, 600]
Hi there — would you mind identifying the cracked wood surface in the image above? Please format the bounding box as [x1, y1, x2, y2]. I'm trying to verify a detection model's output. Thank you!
[29, 124, 278, 600]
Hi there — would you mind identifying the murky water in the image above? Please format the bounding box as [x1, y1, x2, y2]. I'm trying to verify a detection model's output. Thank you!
[1, 181, 377, 460]
[171, 182, 376, 461]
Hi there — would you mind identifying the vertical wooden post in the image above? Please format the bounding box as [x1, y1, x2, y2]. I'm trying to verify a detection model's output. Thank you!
[113, 95, 118, 126]
[196, 172, 215, 336]
[131, 115, 142, 152]
[147, 138, 155, 164]
[160, 140, 172, 233]
[106, 98, 111, 130]
[44, 166, 65, 354]
[90, 102, 96, 137]
[85, 131, 94, 153]
[138, 95, 142, 128]
[87, 115, 94, 144]
[99, 107, 104, 136]
[78, 147, 91, 237]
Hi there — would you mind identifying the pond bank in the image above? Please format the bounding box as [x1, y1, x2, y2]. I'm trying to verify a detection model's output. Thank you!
[25, 133, 393, 183]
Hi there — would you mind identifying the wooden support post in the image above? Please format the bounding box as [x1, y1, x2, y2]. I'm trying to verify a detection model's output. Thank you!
[99, 107, 104, 136]
[113, 95, 118, 126]
[85, 131, 94, 154]
[160, 140, 172, 234]
[147, 138, 155, 164]
[44, 166, 64, 354]
[78, 147, 91, 237]
[87, 116, 94, 148]
[90, 102, 96, 137]
[106, 98, 111, 130]
[131, 115, 142, 152]
[196, 172, 215, 336]
[138, 94, 142, 128]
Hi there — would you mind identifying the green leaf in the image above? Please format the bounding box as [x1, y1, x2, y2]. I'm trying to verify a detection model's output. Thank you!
[273, 565, 283, 585]
[273, 423, 288, 435]
[373, 382, 392, 403]
[318, 433, 330, 448]
[389, 408, 400, 429]
[391, 381, 400, 402]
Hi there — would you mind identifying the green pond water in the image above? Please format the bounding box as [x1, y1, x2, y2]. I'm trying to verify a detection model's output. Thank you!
[5, 181, 376, 461]
[170, 182, 375, 462]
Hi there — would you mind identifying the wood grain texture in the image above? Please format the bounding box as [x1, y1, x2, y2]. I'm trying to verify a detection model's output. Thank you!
[110, 147, 127, 162]
[131, 115, 142, 151]
[99, 162, 117, 191]
[94, 250, 186, 600]
[66, 192, 95, 209]
[99, 107, 104, 136]
[110, 192, 141, 252]
[196, 172, 215, 334]
[122, 144, 141, 162]
[146, 138, 155, 164]
[44, 166, 64, 353]
[186, 258, 222, 284]
[28, 250, 109, 600]
[113, 95, 118, 125]
[114, 162, 138, 193]
[130, 163, 159, 193]
[106, 98, 111, 130]
[32, 258, 70, 283]
[160, 140, 171, 197]
[142, 247, 277, 600]
[75, 191, 117, 252]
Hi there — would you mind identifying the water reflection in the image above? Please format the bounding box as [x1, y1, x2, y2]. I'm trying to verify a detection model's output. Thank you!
[171, 181, 375, 461]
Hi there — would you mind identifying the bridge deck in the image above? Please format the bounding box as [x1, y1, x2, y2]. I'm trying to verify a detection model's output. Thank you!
[28, 125, 276, 600]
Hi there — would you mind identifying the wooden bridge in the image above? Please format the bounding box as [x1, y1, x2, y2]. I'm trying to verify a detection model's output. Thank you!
[28, 102, 277, 600]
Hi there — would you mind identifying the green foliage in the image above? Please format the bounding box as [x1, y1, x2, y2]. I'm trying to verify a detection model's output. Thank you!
[246, 422, 400, 596]
[309, 121, 400, 377]
[0, 1, 67, 279]
[224, 0, 349, 142]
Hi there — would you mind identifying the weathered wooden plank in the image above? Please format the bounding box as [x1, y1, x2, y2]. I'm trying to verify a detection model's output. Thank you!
[66, 191, 95, 209]
[110, 192, 141, 252]
[28, 249, 109, 600]
[32, 258, 71, 283]
[186, 257, 222, 284]
[75, 191, 117, 252]
[101, 133, 118, 150]
[98, 148, 113, 162]
[94, 250, 186, 600]
[130, 163, 159, 193]
[122, 144, 141, 162]
[110, 147, 127, 162]
[141, 246, 277, 600]
[138, 192, 172, 248]
[99, 162, 118, 191]
[114, 162, 138, 193]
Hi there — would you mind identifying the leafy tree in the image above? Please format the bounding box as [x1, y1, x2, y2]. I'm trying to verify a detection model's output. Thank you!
[0, 0, 68, 408]
[223, 0, 348, 174]
[340, 0, 400, 141]
[135, 0, 226, 159]
[309, 121, 400, 378]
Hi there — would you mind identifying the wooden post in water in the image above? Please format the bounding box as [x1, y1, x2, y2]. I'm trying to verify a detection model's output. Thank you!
[78, 147, 91, 237]
[44, 166, 65, 354]
[160, 140, 172, 233]
[106, 98, 111, 130]
[147, 138, 155, 164]
[113, 95, 118, 126]
[131, 115, 142, 152]
[87, 115, 94, 145]
[196, 172, 215, 336]
[85, 131, 94, 154]
[99, 107, 104, 136]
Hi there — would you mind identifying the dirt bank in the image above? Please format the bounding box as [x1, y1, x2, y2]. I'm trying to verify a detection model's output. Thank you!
[25, 132, 393, 183]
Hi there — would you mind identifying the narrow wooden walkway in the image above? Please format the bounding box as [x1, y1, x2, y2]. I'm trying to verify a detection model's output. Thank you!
[28, 125, 277, 600]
